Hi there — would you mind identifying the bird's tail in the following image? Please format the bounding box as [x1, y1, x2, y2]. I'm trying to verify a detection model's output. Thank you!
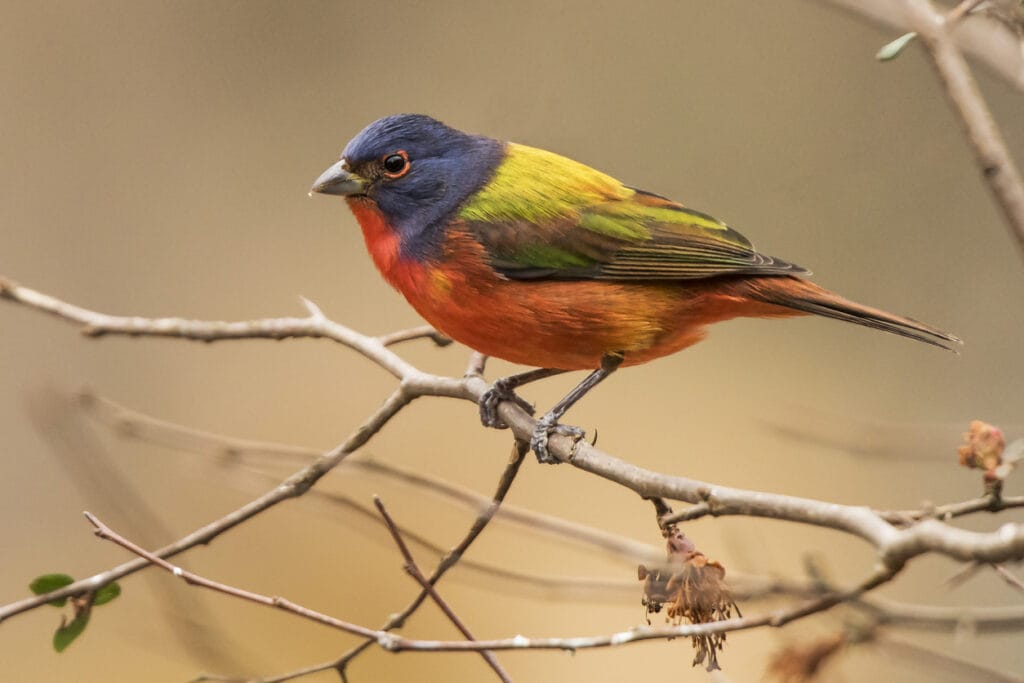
[739, 276, 962, 352]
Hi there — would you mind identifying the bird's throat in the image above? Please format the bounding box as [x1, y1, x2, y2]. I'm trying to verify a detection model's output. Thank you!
[346, 197, 428, 295]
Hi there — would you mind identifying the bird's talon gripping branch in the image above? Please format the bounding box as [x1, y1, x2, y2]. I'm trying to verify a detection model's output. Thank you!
[479, 379, 534, 429]
[531, 415, 585, 464]
[478, 367, 566, 430]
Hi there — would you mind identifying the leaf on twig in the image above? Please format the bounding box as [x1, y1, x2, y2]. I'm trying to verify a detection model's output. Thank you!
[93, 582, 121, 606]
[29, 573, 74, 607]
[53, 609, 90, 652]
[876, 32, 918, 61]
[27, 574, 122, 651]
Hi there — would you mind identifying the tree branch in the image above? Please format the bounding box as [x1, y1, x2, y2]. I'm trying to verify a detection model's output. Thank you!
[333, 441, 529, 678]
[821, 0, 1024, 91]
[373, 497, 513, 683]
[900, 0, 1024, 260]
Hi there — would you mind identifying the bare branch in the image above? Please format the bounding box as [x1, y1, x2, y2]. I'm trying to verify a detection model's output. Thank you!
[879, 493, 1024, 525]
[0, 385, 413, 622]
[377, 325, 452, 347]
[84, 512, 380, 640]
[472, 382, 1024, 569]
[333, 441, 529, 675]
[820, 0, 1024, 91]
[901, 0, 1024, 260]
[873, 634, 1024, 683]
[78, 390, 663, 565]
[991, 563, 1024, 593]
[193, 661, 337, 683]
[374, 497, 513, 683]
[0, 278, 452, 385]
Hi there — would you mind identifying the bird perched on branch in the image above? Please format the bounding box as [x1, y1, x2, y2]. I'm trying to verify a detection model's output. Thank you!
[312, 114, 959, 462]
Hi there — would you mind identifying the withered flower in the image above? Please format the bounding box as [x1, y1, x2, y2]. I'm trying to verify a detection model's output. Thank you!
[638, 524, 739, 670]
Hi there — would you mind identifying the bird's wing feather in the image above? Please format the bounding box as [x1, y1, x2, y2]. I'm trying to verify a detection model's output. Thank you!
[458, 143, 808, 281]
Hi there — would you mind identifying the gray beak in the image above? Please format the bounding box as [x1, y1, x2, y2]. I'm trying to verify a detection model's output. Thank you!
[310, 161, 368, 196]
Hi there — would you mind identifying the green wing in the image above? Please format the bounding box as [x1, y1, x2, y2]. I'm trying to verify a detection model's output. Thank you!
[459, 143, 808, 281]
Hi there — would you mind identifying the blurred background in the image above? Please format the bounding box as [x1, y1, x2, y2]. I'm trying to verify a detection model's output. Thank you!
[2, 1, 1022, 681]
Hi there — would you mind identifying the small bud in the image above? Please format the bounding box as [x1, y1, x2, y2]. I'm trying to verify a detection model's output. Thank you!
[876, 32, 918, 61]
[958, 420, 1005, 471]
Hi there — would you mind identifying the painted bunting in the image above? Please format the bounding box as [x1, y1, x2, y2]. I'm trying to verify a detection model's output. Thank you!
[312, 114, 959, 462]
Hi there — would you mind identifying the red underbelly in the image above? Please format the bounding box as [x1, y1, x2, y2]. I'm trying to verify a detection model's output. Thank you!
[408, 274, 785, 370]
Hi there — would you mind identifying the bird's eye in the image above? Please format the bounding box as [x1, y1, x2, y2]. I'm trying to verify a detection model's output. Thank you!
[382, 151, 410, 178]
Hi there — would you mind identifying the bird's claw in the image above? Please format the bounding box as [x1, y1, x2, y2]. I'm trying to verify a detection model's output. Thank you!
[531, 414, 585, 464]
[479, 379, 535, 429]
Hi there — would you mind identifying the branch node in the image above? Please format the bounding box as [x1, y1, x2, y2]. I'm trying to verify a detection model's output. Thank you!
[298, 296, 326, 320]
[376, 632, 400, 652]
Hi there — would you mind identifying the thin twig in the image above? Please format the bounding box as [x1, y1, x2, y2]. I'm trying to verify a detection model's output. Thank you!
[193, 660, 337, 683]
[80, 389, 663, 565]
[874, 633, 1024, 683]
[377, 325, 452, 347]
[334, 441, 529, 676]
[0, 386, 414, 622]
[991, 563, 1024, 593]
[0, 277, 458, 386]
[84, 512, 380, 639]
[879, 493, 1024, 526]
[902, 0, 1024, 261]
[374, 496, 513, 683]
[821, 0, 1024, 91]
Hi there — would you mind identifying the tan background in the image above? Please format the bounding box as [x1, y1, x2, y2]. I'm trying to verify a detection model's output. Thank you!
[2, 1, 1022, 681]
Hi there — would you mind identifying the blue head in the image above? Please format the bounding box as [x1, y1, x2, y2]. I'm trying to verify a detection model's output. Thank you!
[312, 114, 504, 261]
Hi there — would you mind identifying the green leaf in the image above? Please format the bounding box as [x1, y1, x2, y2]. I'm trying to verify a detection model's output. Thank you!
[93, 582, 121, 606]
[53, 611, 90, 652]
[876, 32, 917, 61]
[29, 574, 75, 607]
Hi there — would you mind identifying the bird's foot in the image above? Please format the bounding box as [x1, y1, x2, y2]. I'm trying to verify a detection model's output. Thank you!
[531, 413, 585, 464]
[479, 378, 535, 429]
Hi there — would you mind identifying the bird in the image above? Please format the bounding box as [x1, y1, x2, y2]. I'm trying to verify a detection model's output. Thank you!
[311, 114, 960, 463]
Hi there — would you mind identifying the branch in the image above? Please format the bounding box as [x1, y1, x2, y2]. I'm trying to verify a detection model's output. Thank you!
[474, 384, 1024, 569]
[821, 0, 1024, 92]
[374, 497, 512, 683]
[0, 384, 414, 622]
[74, 397, 1024, 634]
[80, 510, 899, 658]
[76, 389, 663, 565]
[333, 441, 529, 678]
[0, 277, 453, 385]
[901, 0, 1024, 260]
[85, 512, 380, 640]
[873, 633, 1024, 683]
